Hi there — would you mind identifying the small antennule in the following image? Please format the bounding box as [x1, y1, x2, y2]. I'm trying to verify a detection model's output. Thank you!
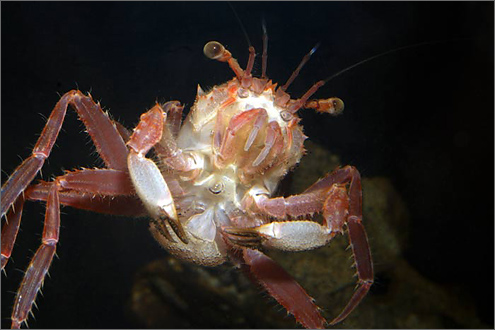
[244, 46, 256, 77]
[241, 46, 256, 89]
[281, 43, 320, 92]
[261, 18, 269, 79]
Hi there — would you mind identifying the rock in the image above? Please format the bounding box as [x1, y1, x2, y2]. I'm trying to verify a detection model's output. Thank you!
[127, 141, 488, 328]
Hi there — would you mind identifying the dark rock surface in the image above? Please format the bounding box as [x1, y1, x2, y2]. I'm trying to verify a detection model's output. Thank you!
[128, 142, 488, 328]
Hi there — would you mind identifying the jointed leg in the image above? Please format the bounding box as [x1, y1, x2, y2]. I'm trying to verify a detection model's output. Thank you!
[226, 240, 326, 329]
[25, 168, 146, 217]
[1, 91, 141, 328]
[242, 248, 326, 329]
[2, 88, 134, 270]
[10, 180, 61, 329]
[1, 195, 25, 269]
[1, 90, 128, 217]
[225, 166, 373, 325]
[5, 167, 148, 328]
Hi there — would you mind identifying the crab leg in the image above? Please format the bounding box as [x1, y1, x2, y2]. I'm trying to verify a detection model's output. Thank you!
[58, 168, 134, 195]
[1, 195, 25, 269]
[24, 167, 146, 217]
[1, 90, 128, 217]
[4, 167, 148, 328]
[126, 106, 186, 243]
[226, 166, 373, 325]
[115, 121, 133, 143]
[242, 248, 326, 329]
[26, 182, 146, 217]
[1, 90, 138, 328]
[329, 218, 372, 325]
[2, 167, 144, 272]
[11, 180, 61, 329]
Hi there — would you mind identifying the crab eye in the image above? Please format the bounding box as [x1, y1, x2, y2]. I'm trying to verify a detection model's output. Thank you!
[204, 41, 225, 60]
[331, 98, 345, 114]
[280, 110, 293, 122]
[209, 182, 224, 194]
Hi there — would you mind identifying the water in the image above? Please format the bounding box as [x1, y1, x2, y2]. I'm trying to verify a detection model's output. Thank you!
[2, 2, 493, 328]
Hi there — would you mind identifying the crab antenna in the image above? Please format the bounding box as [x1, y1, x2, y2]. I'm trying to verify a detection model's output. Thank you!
[323, 39, 461, 84]
[228, 2, 252, 48]
[323, 50, 389, 84]
[241, 46, 256, 88]
[245, 46, 256, 77]
[280, 43, 320, 92]
[261, 19, 269, 79]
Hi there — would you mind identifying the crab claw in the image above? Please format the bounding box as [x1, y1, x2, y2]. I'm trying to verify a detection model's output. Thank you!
[127, 106, 187, 244]
[222, 226, 262, 248]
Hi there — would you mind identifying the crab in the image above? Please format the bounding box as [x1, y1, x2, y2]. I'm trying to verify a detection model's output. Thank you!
[1, 35, 373, 329]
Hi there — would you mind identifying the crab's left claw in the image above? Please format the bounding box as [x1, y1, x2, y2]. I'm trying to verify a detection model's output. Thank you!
[242, 248, 327, 329]
[222, 226, 263, 248]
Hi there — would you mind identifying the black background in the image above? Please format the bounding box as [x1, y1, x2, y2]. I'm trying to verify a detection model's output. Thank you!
[2, 2, 493, 328]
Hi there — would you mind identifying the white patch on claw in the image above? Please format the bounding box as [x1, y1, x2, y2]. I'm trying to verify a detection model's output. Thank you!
[127, 151, 177, 220]
[257, 221, 332, 251]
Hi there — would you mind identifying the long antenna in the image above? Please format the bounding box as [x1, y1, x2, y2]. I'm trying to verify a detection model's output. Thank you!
[227, 2, 251, 48]
[324, 38, 471, 84]
[281, 43, 320, 91]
